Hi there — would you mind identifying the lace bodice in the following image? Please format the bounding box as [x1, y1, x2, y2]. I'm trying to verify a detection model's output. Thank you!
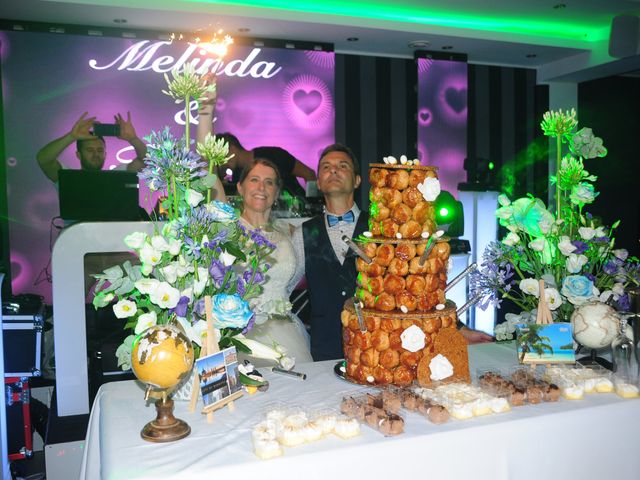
[242, 219, 300, 318]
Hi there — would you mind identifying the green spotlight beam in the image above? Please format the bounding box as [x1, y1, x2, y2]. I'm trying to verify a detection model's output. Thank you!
[185, 0, 609, 41]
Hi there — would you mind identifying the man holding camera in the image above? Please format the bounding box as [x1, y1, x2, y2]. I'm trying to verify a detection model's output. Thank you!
[36, 111, 147, 183]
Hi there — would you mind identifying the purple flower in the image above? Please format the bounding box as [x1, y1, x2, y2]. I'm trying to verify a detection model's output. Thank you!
[603, 261, 618, 275]
[571, 240, 588, 254]
[194, 298, 206, 318]
[617, 294, 631, 312]
[593, 236, 609, 243]
[249, 229, 276, 250]
[242, 313, 256, 334]
[584, 272, 596, 282]
[243, 269, 264, 285]
[209, 259, 230, 288]
[170, 295, 190, 317]
[236, 276, 246, 296]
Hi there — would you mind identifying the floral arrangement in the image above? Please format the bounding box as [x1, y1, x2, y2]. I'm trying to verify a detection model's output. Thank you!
[470, 109, 640, 340]
[92, 64, 293, 370]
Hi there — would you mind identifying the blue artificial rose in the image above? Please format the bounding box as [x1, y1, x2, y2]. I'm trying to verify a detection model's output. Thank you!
[212, 294, 254, 329]
[561, 275, 598, 305]
[205, 200, 237, 223]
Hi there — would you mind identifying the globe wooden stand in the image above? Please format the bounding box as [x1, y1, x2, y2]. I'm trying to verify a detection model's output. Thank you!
[141, 398, 191, 443]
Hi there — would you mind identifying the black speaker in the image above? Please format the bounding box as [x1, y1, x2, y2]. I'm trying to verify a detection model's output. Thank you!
[609, 14, 640, 58]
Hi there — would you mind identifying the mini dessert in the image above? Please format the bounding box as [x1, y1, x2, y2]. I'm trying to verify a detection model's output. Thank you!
[594, 377, 614, 393]
[543, 383, 560, 402]
[333, 415, 361, 439]
[378, 413, 405, 436]
[615, 382, 640, 398]
[311, 412, 338, 435]
[252, 420, 278, 443]
[561, 383, 585, 400]
[253, 438, 283, 460]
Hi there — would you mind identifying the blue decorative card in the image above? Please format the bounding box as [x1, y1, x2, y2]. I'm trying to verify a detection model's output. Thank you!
[515, 322, 576, 364]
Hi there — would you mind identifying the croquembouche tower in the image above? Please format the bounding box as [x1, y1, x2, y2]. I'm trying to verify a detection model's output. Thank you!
[341, 156, 470, 386]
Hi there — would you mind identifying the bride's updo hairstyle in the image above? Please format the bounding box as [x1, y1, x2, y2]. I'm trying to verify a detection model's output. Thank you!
[237, 157, 282, 190]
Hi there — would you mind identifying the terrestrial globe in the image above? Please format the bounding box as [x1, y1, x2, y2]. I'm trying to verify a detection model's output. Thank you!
[571, 301, 620, 350]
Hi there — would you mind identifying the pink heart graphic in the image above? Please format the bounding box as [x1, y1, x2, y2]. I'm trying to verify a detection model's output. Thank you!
[293, 89, 322, 115]
[444, 87, 467, 114]
[418, 108, 432, 126]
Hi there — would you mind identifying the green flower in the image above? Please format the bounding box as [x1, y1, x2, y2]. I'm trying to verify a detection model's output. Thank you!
[569, 182, 598, 206]
[162, 64, 216, 103]
[196, 133, 234, 167]
[497, 197, 554, 238]
[570, 127, 607, 159]
[540, 108, 577, 138]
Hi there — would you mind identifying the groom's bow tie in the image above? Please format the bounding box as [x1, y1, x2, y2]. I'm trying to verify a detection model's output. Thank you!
[327, 210, 355, 227]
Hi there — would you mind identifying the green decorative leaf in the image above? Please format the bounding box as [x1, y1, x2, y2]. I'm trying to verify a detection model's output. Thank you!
[230, 337, 252, 354]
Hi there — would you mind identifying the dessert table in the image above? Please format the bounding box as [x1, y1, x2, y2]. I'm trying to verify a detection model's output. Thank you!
[80, 342, 640, 480]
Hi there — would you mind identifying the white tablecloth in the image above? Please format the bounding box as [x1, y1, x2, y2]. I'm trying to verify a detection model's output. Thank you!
[80, 343, 640, 480]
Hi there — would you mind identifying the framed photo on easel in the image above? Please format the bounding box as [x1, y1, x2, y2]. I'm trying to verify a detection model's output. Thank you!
[195, 347, 242, 409]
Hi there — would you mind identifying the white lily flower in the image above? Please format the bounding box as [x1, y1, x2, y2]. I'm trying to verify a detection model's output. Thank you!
[219, 250, 237, 267]
[594, 226, 606, 237]
[613, 249, 629, 261]
[139, 243, 163, 266]
[528, 238, 545, 251]
[124, 231, 147, 250]
[175, 255, 194, 277]
[134, 311, 158, 335]
[134, 278, 160, 295]
[181, 287, 194, 301]
[113, 299, 137, 319]
[544, 288, 562, 311]
[612, 282, 625, 297]
[185, 188, 205, 207]
[150, 282, 180, 309]
[193, 267, 209, 296]
[578, 227, 596, 240]
[167, 238, 182, 256]
[234, 335, 284, 363]
[140, 263, 153, 276]
[566, 254, 588, 273]
[519, 278, 540, 297]
[151, 235, 170, 252]
[503, 232, 520, 246]
[558, 236, 577, 256]
[161, 263, 179, 284]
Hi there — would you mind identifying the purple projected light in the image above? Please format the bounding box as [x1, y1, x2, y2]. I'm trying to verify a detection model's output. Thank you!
[1, 31, 335, 302]
[417, 57, 467, 196]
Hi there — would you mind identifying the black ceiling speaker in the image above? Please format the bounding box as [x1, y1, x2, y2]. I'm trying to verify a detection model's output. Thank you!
[609, 14, 640, 58]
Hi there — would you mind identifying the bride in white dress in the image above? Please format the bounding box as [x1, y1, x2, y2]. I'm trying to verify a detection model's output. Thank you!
[236, 158, 312, 365]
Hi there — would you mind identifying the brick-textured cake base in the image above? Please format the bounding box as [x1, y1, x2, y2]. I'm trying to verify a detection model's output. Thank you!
[341, 299, 470, 386]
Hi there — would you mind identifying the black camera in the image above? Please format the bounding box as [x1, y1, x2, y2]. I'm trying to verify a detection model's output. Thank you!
[93, 123, 120, 137]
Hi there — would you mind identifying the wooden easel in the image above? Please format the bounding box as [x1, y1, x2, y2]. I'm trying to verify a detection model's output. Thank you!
[188, 295, 243, 423]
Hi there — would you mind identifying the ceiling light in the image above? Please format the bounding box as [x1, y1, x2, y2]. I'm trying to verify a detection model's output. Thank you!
[526, 53, 537, 58]
[408, 40, 430, 49]
[238, 27, 250, 33]
[347, 37, 359, 42]
[88, 30, 103, 36]
[113, 18, 127, 24]
[122, 32, 137, 39]
[253, 40, 265, 47]
[285, 42, 295, 49]
[442, 45, 453, 50]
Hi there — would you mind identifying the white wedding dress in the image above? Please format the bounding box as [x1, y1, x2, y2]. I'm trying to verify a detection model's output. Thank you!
[242, 219, 312, 366]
